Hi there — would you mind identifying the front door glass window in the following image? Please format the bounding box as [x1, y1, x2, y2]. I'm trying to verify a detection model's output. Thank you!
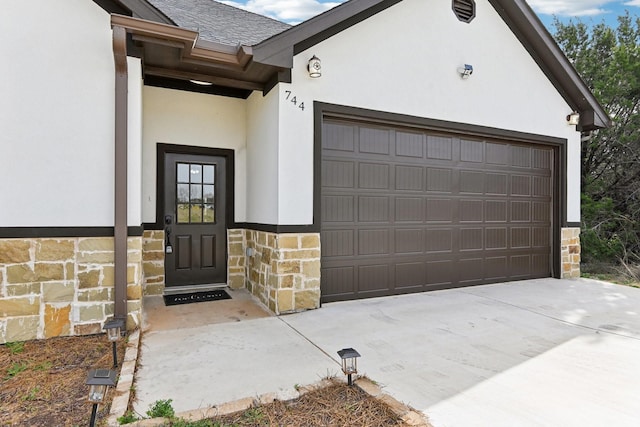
[176, 162, 215, 223]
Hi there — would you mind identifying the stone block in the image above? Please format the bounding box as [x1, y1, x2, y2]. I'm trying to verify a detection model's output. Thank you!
[279, 275, 294, 288]
[35, 263, 64, 281]
[6, 283, 40, 297]
[79, 238, 114, 252]
[127, 238, 142, 250]
[78, 288, 110, 302]
[43, 282, 74, 302]
[5, 316, 39, 342]
[0, 269, 3, 284]
[127, 250, 142, 263]
[127, 266, 138, 285]
[142, 262, 164, 278]
[77, 252, 115, 263]
[283, 249, 321, 260]
[0, 240, 32, 264]
[75, 323, 102, 335]
[102, 266, 115, 287]
[303, 278, 321, 290]
[258, 232, 267, 246]
[0, 297, 41, 317]
[6, 264, 36, 283]
[277, 289, 294, 312]
[127, 284, 142, 300]
[294, 290, 320, 310]
[145, 276, 164, 284]
[65, 262, 75, 280]
[143, 251, 164, 261]
[144, 283, 165, 296]
[275, 261, 300, 274]
[36, 239, 75, 262]
[44, 304, 71, 338]
[105, 302, 114, 316]
[79, 304, 104, 322]
[127, 300, 141, 312]
[79, 270, 101, 288]
[302, 260, 321, 279]
[143, 239, 164, 252]
[229, 243, 244, 257]
[278, 235, 299, 249]
[301, 235, 320, 248]
[228, 275, 244, 290]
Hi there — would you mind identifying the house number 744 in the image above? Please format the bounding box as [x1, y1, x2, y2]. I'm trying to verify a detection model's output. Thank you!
[284, 90, 305, 111]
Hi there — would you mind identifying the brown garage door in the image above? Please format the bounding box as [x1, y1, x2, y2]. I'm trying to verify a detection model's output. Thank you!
[320, 117, 554, 302]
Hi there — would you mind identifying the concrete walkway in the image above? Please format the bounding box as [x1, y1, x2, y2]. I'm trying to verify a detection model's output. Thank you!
[134, 279, 640, 426]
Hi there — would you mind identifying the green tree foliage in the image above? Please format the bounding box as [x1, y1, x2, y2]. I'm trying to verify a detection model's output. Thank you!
[552, 14, 640, 265]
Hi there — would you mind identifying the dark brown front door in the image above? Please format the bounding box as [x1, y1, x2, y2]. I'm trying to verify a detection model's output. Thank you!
[164, 153, 227, 287]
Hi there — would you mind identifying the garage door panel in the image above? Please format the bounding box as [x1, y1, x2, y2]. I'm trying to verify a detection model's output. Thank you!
[323, 122, 355, 152]
[321, 118, 554, 302]
[486, 200, 508, 222]
[359, 127, 391, 155]
[460, 139, 484, 163]
[322, 160, 355, 188]
[396, 132, 425, 158]
[426, 260, 454, 286]
[396, 166, 424, 191]
[485, 256, 508, 280]
[426, 199, 454, 222]
[359, 264, 390, 292]
[359, 163, 390, 189]
[427, 135, 453, 160]
[359, 196, 389, 222]
[486, 173, 508, 195]
[460, 200, 483, 222]
[395, 197, 424, 222]
[460, 171, 485, 193]
[459, 258, 483, 283]
[512, 146, 532, 168]
[358, 229, 390, 255]
[427, 168, 453, 192]
[322, 195, 354, 222]
[396, 229, 425, 253]
[426, 229, 453, 253]
[322, 230, 354, 257]
[486, 228, 508, 249]
[395, 262, 426, 289]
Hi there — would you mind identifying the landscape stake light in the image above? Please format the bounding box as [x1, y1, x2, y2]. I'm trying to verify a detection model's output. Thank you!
[103, 317, 125, 368]
[337, 348, 361, 386]
[86, 368, 116, 427]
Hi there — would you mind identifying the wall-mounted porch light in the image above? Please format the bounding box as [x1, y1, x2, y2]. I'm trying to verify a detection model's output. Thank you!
[457, 64, 473, 79]
[86, 368, 116, 427]
[337, 348, 361, 386]
[566, 112, 580, 126]
[103, 317, 125, 368]
[308, 55, 322, 78]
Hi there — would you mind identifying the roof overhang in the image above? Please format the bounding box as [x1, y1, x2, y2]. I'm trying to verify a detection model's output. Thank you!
[111, 14, 288, 97]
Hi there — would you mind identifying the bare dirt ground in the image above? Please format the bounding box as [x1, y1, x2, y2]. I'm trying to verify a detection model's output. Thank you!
[0, 334, 125, 427]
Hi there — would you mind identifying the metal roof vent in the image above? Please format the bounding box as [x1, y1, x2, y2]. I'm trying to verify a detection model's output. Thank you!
[453, 0, 476, 23]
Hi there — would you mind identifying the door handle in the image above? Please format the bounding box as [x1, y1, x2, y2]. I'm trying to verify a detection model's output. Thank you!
[165, 227, 173, 254]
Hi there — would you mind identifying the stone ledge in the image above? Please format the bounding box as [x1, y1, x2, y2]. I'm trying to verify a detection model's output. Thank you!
[107, 329, 141, 427]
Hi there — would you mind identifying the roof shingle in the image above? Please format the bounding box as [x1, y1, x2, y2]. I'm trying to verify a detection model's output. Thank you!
[147, 0, 291, 46]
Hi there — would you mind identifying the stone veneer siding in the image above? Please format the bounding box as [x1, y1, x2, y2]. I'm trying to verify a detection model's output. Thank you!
[239, 230, 321, 314]
[0, 237, 143, 344]
[142, 230, 165, 296]
[561, 227, 581, 278]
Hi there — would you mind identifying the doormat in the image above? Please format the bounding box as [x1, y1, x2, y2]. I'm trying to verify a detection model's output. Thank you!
[163, 289, 231, 306]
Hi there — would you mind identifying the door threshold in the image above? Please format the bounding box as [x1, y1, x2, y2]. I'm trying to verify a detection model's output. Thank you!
[163, 283, 228, 296]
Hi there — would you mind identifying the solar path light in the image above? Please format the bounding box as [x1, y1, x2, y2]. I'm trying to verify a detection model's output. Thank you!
[86, 368, 116, 427]
[103, 317, 125, 368]
[337, 347, 361, 386]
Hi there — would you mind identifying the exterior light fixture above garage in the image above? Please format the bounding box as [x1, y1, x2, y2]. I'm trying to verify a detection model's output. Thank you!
[308, 55, 322, 78]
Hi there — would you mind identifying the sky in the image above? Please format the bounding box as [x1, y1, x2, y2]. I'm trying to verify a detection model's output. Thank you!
[221, 0, 640, 29]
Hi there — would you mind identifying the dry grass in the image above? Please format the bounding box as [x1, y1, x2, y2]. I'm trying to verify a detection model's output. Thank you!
[209, 379, 409, 426]
[0, 334, 125, 427]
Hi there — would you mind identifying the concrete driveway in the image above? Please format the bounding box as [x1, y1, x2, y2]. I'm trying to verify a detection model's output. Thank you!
[134, 278, 640, 426]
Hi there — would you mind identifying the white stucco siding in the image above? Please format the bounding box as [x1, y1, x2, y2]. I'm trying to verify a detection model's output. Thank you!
[0, 0, 120, 227]
[246, 90, 280, 224]
[141, 87, 247, 223]
[279, 0, 581, 224]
